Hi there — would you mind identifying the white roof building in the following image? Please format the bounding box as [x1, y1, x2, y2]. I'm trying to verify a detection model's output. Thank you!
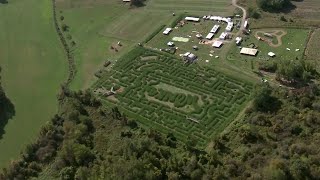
[240, 47, 258, 56]
[183, 52, 197, 61]
[226, 22, 233, 32]
[185, 17, 200, 22]
[212, 41, 223, 48]
[206, 33, 214, 40]
[219, 32, 228, 40]
[268, 52, 276, 57]
[163, 28, 172, 35]
[210, 25, 220, 34]
[235, 37, 242, 45]
[244, 20, 248, 29]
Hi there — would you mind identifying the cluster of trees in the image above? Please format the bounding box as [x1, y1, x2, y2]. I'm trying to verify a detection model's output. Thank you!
[3, 81, 320, 179]
[259, 59, 318, 85]
[257, 0, 292, 11]
[0, 68, 15, 139]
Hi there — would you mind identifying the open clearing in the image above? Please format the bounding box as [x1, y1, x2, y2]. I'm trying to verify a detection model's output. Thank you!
[56, 0, 232, 90]
[227, 28, 309, 72]
[0, 0, 67, 167]
[255, 29, 287, 47]
[93, 47, 253, 146]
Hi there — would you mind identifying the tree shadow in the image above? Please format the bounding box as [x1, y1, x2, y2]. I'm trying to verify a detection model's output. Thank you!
[0, 0, 8, 4]
[0, 92, 15, 140]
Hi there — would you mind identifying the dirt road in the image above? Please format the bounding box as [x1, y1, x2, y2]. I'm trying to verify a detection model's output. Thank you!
[232, 0, 247, 37]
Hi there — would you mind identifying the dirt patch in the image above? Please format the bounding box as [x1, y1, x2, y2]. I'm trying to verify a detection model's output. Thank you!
[254, 29, 287, 48]
[141, 56, 158, 61]
[109, 42, 124, 54]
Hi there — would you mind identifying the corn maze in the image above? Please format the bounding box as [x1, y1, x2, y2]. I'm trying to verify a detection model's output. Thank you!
[94, 47, 253, 146]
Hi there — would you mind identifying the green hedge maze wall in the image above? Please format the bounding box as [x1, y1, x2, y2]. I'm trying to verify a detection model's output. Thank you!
[94, 47, 253, 147]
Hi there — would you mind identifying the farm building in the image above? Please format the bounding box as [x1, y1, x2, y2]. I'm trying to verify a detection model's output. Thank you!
[240, 47, 258, 56]
[235, 37, 242, 45]
[185, 17, 200, 22]
[210, 25, 220, 34]
[226, 22, 233, 32]
[196, 34, 202, 39]
[163, 28, 172, 35]
[123, 0, 131, 2]
[212, 41, 223, 48]
[183, 52, 197, 61]
[206, 33, 214, 40]
[219, 32, 228, 40]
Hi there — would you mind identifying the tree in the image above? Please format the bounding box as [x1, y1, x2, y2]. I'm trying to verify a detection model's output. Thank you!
[60, 166, 75, 180]
[61, 24, 69, 32]
[257, 0, 291, 11]
[248, 7, 261, 19]
[253, 84, 280, 112]
[130, 0, 146, 7]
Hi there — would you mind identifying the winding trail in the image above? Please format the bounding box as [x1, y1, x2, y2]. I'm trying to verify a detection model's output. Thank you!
[232, 0, 247, 37]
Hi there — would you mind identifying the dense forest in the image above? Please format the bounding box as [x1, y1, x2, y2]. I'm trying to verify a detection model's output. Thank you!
[1, 78, 320, 179]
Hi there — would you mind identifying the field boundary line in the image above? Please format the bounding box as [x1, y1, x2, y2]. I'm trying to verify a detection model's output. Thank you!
[52, 0, 76, 87]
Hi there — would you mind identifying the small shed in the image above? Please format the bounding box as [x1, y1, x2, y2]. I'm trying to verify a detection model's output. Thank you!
[235, 37, 242, 45]
[183, 52, 197, 61]
[167, 41, 174, 47]
[196, 34, 202, 39]
[240, 47, 258, 56]
[268, 52, 275, 57]
[123, 0, 131, 2]
[163, 28, 172, 35]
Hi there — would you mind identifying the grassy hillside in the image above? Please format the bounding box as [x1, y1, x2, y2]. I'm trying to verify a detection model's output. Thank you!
[0, 0, 67, 168]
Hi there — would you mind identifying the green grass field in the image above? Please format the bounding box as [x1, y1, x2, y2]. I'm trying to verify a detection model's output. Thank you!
[0, 0, 67, 167]
[56, 0, 233, 90]
[93, 47, 253, 147]
[227, 28, 310, 72]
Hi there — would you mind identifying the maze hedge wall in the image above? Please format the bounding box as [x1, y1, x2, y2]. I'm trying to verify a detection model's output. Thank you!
[94, 47, 253, 146]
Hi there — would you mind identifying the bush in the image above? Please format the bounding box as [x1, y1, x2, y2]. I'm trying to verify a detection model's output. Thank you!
[61, 24, 69, 32]
[280, 16, 287, 22]
[257, 0, 291, 11]
[248, 7, 261, 19]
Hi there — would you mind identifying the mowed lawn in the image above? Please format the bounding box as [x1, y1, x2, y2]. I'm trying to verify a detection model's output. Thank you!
[227, 28, 310, 72]
[0, 0, 67, 167]
[56, 0, 232, 90]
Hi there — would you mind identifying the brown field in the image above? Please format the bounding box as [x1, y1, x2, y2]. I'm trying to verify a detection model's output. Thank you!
[305, 29, 320, 61]
[240, 0, 320, 28]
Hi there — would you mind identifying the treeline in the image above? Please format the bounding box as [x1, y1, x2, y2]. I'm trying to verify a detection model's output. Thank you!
[257, 0, 292, 11]
[2, 82, 320, 179]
